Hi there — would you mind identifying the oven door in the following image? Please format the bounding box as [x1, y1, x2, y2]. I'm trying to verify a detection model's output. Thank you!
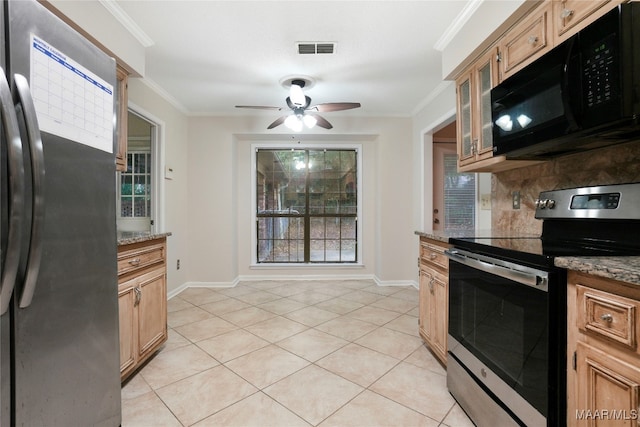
[445, 248, 555, 427]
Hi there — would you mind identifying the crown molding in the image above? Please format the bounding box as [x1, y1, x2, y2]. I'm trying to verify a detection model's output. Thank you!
[98, 0, 155, 48]
[434, 0, 484, 52]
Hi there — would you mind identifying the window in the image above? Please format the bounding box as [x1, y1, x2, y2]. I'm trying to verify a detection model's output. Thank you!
[443, 154, 476, 230]
[120, 151, 151, 218]
[256, 148, 358, 263]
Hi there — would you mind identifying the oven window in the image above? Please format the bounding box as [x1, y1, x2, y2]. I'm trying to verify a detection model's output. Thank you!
[449, 261, 548, 416]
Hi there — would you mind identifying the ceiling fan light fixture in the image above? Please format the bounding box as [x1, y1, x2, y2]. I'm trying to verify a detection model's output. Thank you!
[285, 114, 303, 132]
[303, 114, 317, 129]
[289, 83, 306, 106]
[240, 76, 360, 130]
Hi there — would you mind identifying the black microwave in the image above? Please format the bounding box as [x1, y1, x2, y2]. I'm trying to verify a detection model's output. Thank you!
[491, 3, 640, 159]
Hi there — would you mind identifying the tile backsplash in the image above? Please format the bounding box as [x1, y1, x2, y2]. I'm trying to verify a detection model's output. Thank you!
[492, 140, 640, 234]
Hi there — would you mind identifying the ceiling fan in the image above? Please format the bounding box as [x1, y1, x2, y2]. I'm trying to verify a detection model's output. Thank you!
[235, 78, 361, 131]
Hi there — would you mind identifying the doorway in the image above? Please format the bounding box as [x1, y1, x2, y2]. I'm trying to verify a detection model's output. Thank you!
[432, 121, 479, 232]
[117, 110, 157, 232]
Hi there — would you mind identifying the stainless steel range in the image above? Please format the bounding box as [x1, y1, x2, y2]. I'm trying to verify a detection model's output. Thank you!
[445, 182, 640, 427]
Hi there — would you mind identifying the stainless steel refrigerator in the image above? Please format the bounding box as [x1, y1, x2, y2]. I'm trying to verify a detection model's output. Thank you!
[0, 0, 121, 425]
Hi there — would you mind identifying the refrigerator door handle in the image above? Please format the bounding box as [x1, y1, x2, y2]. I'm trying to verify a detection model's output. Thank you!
[13, 74, 45, 309]
[0, 68, 25, 315]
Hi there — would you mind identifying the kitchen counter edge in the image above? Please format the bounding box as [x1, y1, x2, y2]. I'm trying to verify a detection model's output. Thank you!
[554, 256, 640, 286]
[414, 230, 451, 244]
[117, 231, 172, 246]
[414, 229, 539, 243]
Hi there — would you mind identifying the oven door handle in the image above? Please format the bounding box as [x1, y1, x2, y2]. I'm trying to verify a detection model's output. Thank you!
[445, 249, 549, 291]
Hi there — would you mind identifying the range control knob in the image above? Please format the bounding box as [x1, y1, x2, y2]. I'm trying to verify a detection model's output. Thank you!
[547, 199, 556, 209]
[538, 199, 548, 209]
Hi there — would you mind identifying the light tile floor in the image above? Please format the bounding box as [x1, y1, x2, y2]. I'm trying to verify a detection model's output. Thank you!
[121, 280, 475, 427]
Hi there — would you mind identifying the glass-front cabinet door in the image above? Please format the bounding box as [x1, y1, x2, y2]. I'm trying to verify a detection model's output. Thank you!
[456, 71, 473, 165]
[474, 49, 499, 159]
[456, 48, 499, 169]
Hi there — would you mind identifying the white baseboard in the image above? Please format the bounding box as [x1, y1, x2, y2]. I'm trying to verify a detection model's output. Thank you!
[168, 275, 419, 298]
[373, 277, 419, 289]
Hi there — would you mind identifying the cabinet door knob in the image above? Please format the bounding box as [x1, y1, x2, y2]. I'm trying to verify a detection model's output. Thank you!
[129, 258, 141, 266]
[600, 313, 613, 323]
[560, 8, 574, 19]
[134, 287, 142, 306]
[528, 35, 539, 45]
[429, 253, 437, 260]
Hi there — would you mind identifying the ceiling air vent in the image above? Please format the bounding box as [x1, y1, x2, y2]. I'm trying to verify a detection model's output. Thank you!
[297, 42, 335, 55]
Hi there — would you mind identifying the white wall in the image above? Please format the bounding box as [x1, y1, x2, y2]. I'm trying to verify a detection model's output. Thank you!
[127, 79, 189, 294]
[48, 0, 146, 75]
[186, 116, 416, 286]
[412, 83, 457, 233]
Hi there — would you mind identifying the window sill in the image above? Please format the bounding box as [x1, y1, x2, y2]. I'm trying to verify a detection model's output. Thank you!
[250, 263, 365, 269]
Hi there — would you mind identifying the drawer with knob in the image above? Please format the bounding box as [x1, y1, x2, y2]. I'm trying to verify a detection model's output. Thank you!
[577, 284, 638, 351]
[554, 0, 611, 38]
[498, 2, 552, 81]
[117, 240, 166, 277]
[419, 239, 448, 272]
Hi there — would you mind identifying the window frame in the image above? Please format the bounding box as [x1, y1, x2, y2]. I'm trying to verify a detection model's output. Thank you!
[119, 150, 152, 218]
[251, 142, 363, 267]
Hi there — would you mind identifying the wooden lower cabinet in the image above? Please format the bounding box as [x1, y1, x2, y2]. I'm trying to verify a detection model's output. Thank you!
[419, 268, 448, 363]
[118, 238, 168, 381]
[418, 237, 450, 365]
[118, 284, 136, 376]
[567, 270, 640, 426]
[575, 342, 640, 426]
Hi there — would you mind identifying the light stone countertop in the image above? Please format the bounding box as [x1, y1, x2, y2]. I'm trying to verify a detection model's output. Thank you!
[554, 256, 640, 286]
[117, 231, 172, 246]
[414, 229, 539, 243]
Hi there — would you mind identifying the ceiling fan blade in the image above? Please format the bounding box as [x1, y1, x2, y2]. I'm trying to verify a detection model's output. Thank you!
[310, 102, 361, 113]
[310, 114, 333, 129]
[267, 116, 287, 129]
[235, 105, 283, 111]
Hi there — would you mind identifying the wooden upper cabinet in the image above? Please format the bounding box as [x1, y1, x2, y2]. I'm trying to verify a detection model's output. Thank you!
[455, 47, 542, 173]
[499, 2, 553, 81]
[456, 47, 499, 169]
[474, 51, 499, 159]
[554, 0, 611, 42]
[456, 69, 474, 166]
[450, 0, 625, 173]
[115, 64, 129, 172]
